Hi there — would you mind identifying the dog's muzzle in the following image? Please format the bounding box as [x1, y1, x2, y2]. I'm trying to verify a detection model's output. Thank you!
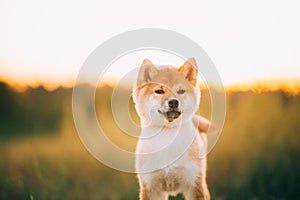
[158, 99, 182, 122]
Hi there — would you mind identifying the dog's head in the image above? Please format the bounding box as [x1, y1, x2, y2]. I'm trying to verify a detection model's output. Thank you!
[133, 58, 200, 127]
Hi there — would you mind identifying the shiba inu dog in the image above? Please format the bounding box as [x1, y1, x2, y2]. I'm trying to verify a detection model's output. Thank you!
[133, 58, 212, 200]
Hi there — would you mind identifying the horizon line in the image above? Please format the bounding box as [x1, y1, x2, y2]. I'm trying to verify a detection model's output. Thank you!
[1, 77, 300, 95]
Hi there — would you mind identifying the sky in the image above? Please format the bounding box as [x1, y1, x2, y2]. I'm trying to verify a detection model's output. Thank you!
[0, 0, 300, 89]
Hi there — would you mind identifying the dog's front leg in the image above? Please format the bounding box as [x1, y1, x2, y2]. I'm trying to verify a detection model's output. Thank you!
[139, 185, 167, 200]
[183, 181, 210, 200]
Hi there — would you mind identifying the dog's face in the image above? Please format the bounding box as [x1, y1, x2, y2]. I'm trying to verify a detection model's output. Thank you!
[133, 58, 200, 127]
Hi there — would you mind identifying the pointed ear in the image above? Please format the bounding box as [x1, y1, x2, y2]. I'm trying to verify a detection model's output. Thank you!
[136, 59, 158, 86]
[178, 58, 198, 86]
[141, 58, 153, 66]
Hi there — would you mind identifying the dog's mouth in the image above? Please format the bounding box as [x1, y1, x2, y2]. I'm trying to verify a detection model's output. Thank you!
[158, 109, 182, 122]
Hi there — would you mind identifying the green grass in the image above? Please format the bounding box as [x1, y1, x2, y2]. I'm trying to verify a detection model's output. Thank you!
[0, 83, 300, 199]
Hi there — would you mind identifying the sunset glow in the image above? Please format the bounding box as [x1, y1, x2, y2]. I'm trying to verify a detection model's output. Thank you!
[1, 0, 300, 93]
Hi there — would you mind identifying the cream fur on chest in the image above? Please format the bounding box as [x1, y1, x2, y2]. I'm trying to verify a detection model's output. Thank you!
[136, 121, 208, 196]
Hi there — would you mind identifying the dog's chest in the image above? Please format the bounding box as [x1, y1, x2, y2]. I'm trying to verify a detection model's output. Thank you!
[141, 158, 200, 193]
[153, 166, 193, 192]
[136, 123, 203, 189]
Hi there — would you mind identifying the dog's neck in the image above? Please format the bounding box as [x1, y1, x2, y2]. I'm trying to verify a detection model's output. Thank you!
[141, 117, 194, 131]
[139, 119, 195, 142]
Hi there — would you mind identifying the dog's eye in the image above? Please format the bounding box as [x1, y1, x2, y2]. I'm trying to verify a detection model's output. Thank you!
[155, 89, 165, 94]
[177, 89, 185, 94]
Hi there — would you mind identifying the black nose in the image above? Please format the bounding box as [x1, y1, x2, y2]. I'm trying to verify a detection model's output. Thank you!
[168, 99, 179, 109]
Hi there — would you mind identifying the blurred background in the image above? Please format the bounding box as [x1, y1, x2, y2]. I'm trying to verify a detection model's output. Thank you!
[1, 82, 300, 200]
[1, 0, 300, 199]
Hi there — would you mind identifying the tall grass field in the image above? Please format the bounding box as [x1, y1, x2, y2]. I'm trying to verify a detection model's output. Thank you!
[0, 82, 299, 200]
